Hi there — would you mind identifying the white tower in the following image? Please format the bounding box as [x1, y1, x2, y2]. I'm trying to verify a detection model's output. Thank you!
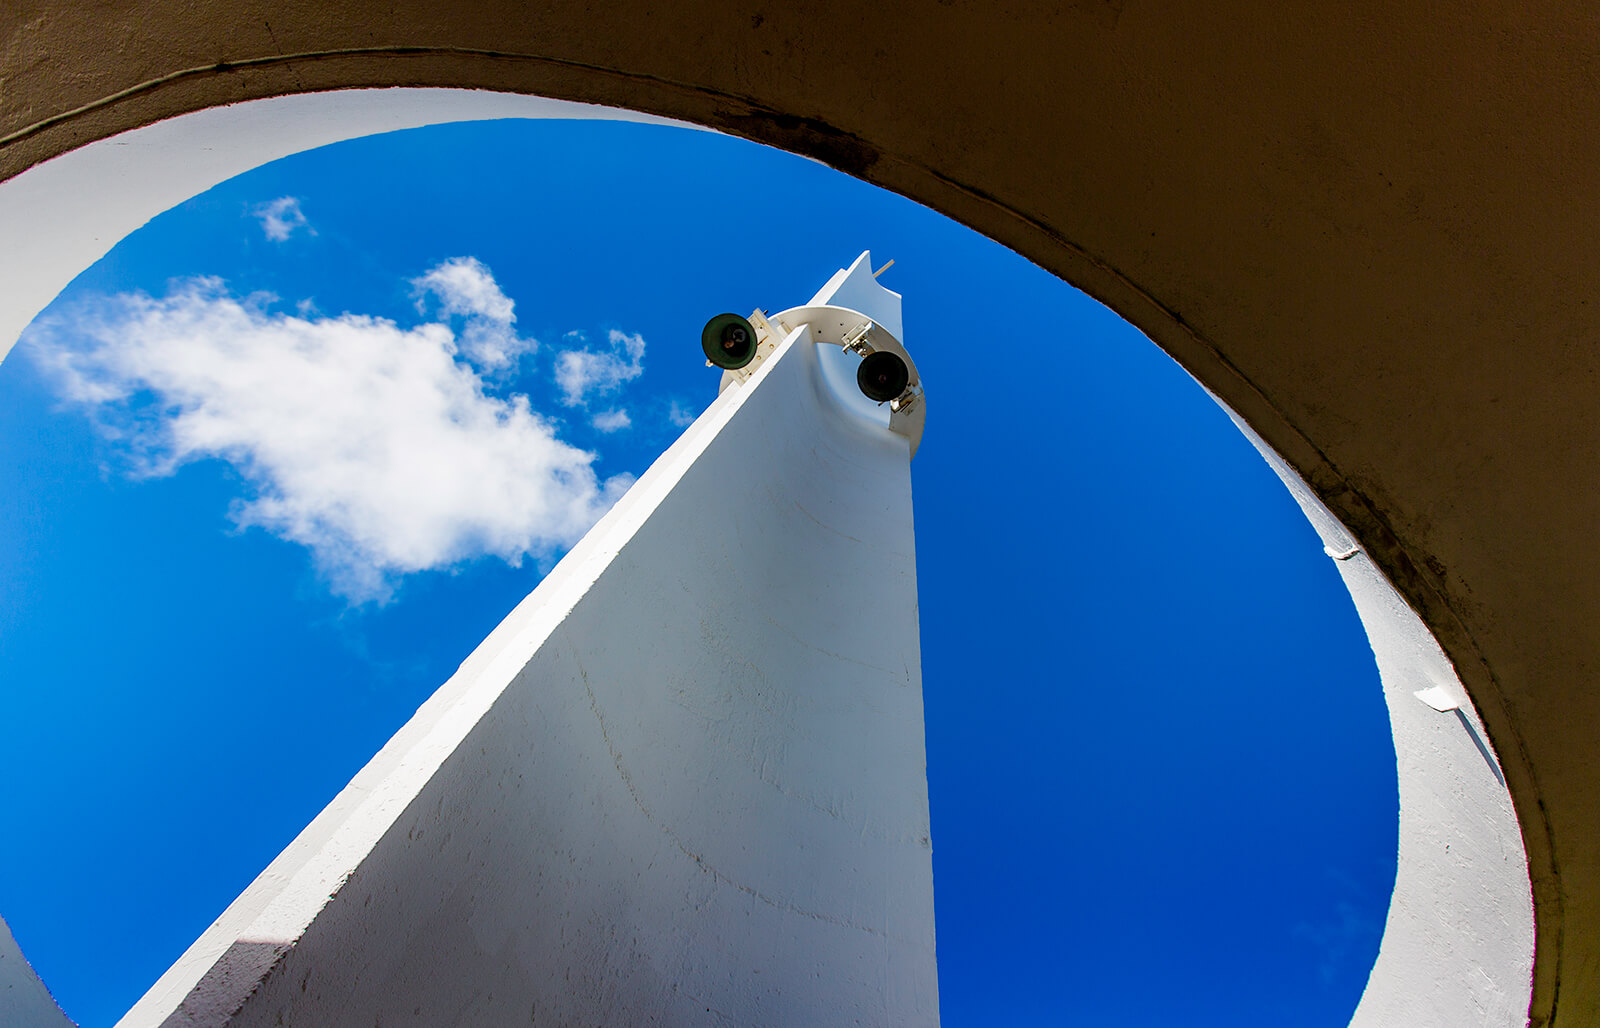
[117, 252, 939, 1027]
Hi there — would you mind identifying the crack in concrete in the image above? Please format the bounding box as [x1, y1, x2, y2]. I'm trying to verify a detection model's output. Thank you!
[759, 611, 901, 678]
[788, 495, 866, 545]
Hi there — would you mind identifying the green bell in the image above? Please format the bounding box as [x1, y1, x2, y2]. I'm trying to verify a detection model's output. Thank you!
[701, 313, 758, 370]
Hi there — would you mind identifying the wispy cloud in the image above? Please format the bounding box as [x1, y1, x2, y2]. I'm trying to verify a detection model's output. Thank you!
[667, 399, 699, 428]
[253, 196, 311, 242]
[411, 256, 533, 370]
[590, 408, 632, 433]
[27, 261, 634, 603]
[1291, 866, 1388, 988]
[555, 329, 646, 406]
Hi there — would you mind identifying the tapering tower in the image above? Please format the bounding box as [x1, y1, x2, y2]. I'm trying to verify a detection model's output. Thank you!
[118, 252, 939, 1027]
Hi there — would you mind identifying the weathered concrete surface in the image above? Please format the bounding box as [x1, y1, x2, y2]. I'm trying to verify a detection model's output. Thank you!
[117, 307, 937, 1026]
[4, 5, 1597, 1023]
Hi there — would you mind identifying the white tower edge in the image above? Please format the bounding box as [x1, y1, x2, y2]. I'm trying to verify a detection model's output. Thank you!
[0, 918, 74, 1028]
[115, 255, 939, 1027]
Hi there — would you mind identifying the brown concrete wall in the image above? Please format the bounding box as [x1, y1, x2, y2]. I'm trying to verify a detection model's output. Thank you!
[4, 3, 1594, 1024]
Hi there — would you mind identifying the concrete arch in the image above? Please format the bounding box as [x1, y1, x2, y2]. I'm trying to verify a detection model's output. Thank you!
[2, 7, 1594, 1025]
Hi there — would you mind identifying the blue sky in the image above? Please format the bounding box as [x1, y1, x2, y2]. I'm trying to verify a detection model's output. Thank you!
[0, 119, 1397, 1026]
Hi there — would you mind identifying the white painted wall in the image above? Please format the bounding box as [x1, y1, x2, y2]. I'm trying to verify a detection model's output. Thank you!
[118, 311, 939, 1026]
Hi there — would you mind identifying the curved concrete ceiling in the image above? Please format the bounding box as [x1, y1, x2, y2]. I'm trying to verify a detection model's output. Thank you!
[2, 5, 1593, 1025]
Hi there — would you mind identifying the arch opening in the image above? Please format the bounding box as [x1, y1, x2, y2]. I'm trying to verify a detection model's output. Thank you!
[0, 88, 1533, 1027]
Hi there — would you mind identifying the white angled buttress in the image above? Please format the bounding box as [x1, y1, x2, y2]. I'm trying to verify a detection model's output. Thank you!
[119, 252, 939, 1027]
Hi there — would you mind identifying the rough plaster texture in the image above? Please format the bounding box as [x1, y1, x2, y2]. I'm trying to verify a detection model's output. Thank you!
[116, 312, 937, 1026]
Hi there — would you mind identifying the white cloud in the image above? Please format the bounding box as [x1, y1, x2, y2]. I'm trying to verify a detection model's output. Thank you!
[253, 197, 311, 241]
[27, 271, 632, 603]
[591, 408, 632, 433]
[667, 399, 699, 428]
[555, 329, 646, 406]
[412, 256, 533, 370]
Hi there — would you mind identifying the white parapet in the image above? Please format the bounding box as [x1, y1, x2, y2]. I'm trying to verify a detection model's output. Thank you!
[118, 263, 939, 1027]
